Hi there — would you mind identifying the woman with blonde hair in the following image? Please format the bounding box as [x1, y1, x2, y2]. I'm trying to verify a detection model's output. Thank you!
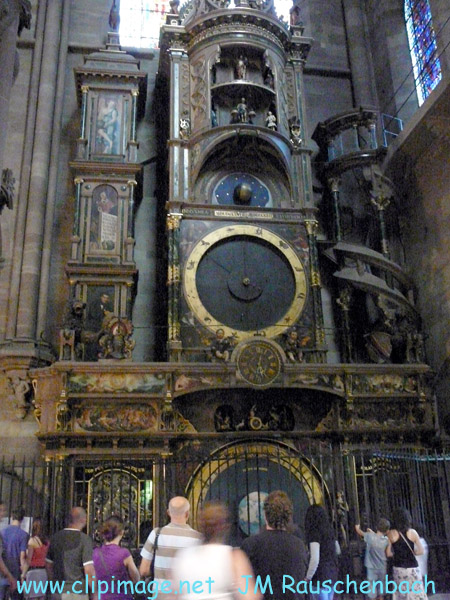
[173, 502, 261, 600]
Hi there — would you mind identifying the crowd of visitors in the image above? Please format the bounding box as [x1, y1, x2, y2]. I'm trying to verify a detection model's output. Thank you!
[0, 496, 432, 600]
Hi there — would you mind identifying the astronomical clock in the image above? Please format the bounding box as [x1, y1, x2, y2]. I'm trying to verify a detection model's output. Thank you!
[159, 0, 324, 365]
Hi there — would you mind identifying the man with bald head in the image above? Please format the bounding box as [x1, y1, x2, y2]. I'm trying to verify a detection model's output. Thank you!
[46, 507, 96, 600]
[140, 497, 201, 585]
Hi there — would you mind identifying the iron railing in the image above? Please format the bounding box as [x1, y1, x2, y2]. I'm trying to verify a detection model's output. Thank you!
[1, 444, 449, 590]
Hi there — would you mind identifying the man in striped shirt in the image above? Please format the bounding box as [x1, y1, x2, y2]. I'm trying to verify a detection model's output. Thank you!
[139, 497, 201, 588]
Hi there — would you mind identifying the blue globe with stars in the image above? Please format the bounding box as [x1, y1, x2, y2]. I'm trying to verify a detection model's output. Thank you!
[213, 173, 271, 207]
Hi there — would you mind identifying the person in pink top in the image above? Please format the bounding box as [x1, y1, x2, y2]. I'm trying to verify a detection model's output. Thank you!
[93, 517, 139, 600]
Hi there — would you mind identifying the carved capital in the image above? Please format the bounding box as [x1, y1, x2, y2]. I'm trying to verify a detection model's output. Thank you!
[73, 176, 84, 186]
[370, 194, 391, 211]
[167, 214, 182, 230]
[328, 177, 340, 194]
[80, 85, 89, 94]
[336, 287, 352, 311]
[363, 163, 394, 206]
[304, 219, 318, 236]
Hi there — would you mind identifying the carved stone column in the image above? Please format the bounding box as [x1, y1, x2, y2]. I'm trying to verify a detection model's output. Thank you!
[12, 0, 64, 343]
[341, 0, 378, 107]
[0, 1, 31, 176]
[168, 47, 190, 203]
[305, 218, 326, 358]
[167, 213, 182, 360]
[0, 1, 31, 238]
[336, 287, 353, 363]
[328, 177, 343, 242]
[370, 194, 391, 259]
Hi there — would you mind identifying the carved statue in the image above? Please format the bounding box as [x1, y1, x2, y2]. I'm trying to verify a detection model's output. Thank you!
[262, 55, 274, 89]
[406, 330, 425, 363]
[265, 111, 277, 131]
[365, 295, 397, 363]
[210, 328, 234, 361]
[59, 329, 75, 361]
[211, 105, 218, 127]
[237, 97, 248, 122]
[289, 116, 302, 148]
[98, 314, 135, 360]
[289, 4, 302, 27]
[59, 299, 86, 361]
[235, 55, 248, 80]
[179, 116, 191, 139]
[283, 329, 304, 363]
[230, 98, 255, 124]
[336, 491, 350, 548]
[9, 374, 30, 419]
[109, 0, 120, 31]
[214, 405, 234, 431]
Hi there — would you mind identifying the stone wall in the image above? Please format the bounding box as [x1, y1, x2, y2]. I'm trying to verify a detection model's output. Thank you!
[384, 80, 450, 427]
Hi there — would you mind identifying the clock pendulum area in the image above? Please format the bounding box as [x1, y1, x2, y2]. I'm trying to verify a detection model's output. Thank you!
[183, 225, 308, 342]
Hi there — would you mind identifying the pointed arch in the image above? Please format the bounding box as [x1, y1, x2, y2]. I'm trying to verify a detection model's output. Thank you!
[404, 0, 442, 105]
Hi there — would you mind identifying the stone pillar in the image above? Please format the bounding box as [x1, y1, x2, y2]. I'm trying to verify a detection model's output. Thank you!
[168, 48, 189, 203]
[288, 44, 314, 207]
[328, 177, 342, 242]
[36, 0, 71, 337]
[336, 287, 353, 363]
[0, 0, 31, 193]
[305, 218, 326, 360]
[0, 6, 20, 181]
[14, 0, 65, 341]
[167, 213, 182, 361]
[342, 0, 378, 107]
[370, 195, 391, 259]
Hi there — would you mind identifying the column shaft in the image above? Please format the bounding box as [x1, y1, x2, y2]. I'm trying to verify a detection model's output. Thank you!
[16, 0, 64, 339]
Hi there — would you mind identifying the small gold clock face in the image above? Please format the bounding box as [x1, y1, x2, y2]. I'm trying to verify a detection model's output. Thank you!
[237, 341, 281, 386]
[183, 225, 308, 342]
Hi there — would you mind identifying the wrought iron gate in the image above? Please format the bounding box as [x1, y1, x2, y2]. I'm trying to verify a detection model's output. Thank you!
[1, 444, 449, 590]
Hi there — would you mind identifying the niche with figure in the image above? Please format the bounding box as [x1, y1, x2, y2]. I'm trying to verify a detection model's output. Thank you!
[210, 46, 277, 129]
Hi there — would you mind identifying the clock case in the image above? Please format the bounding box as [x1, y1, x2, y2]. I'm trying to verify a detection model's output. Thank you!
[170, 205, 318, 362]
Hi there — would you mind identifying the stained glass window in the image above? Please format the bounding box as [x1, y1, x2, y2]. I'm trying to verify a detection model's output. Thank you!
[404, 0, 442, 105]
[120, 0, 171, 48]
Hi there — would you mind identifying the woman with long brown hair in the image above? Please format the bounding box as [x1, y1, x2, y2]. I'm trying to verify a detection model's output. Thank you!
[23, 518, 49, 600]
[386, 507, 426, 600]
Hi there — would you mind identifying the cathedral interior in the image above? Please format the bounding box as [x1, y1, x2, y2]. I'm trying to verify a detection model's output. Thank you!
[0, 0, 449, 587]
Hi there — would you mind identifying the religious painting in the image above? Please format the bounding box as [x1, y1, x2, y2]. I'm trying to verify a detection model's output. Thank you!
[76, 403, 158, 433]
[88, 184, 119, 254]
[84, 285, 116, 333]
[93, 94, 123, 156]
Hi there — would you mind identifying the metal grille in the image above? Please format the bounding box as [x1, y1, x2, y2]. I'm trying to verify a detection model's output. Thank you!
[1, 444, 449, 589]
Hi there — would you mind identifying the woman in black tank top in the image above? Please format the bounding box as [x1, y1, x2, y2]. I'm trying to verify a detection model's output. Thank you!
[386, 508, 427, 600]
